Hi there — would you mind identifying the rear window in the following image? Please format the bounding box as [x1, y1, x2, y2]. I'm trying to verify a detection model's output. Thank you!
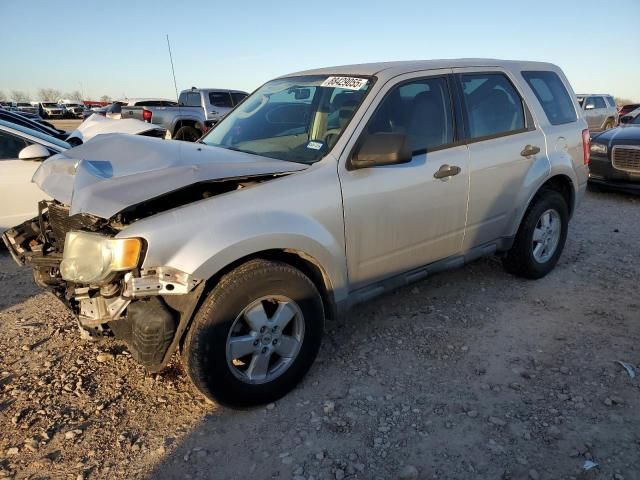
[522, 71, 577, 125]
[179, 92, 201, 107]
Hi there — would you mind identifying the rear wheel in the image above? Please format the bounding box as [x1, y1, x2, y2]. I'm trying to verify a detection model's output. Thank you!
[503, 189, 569, 279]
[173, 125, 201, 142]
[182, 259, 324, 407]
[604, 119, 615, 130]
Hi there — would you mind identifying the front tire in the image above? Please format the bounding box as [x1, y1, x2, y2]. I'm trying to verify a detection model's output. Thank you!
[182, 259, 324, 407]
[173, 125, 201, 142]
[503, 189, 569, 279]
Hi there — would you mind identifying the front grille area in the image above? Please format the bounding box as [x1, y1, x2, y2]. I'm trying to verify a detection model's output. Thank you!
[45, 202, 101, 251]
[612, 146, 640, 173]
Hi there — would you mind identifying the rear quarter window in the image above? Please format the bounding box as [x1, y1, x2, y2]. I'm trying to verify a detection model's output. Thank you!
[522, 71, 577, 125]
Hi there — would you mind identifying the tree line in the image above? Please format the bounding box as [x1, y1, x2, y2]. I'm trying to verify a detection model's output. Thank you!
[0, 89, 112, 103]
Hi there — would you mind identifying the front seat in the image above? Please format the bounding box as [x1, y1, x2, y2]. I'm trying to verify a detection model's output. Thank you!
[407, 91, 447, 152]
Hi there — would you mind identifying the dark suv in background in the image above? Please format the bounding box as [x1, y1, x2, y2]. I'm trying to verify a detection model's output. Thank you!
[576, 94, 618, 132]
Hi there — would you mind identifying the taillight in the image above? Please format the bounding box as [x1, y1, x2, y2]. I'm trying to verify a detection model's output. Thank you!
[142, 109, 152, 122]
[582, 129, 590, 165]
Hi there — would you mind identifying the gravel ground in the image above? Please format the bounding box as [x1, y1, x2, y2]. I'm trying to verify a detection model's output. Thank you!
[1, 188, 639, 480]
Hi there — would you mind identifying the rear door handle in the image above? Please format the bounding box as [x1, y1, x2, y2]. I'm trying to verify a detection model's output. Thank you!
[521, 145, 540, 157]
[433, 164, 461, 180]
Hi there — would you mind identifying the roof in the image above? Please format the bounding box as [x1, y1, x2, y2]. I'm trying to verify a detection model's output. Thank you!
[281, 58, 560, 81]
[576, 94, 614, 97]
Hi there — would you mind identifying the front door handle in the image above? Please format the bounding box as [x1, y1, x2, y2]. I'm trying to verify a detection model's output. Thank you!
[433, 164, 461, 180]
[521, 145, 540, 157]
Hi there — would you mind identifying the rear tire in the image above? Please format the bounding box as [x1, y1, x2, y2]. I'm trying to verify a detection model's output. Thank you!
[503, 189, 569, 279]
[173, 126, 201, 142]
[182, 259, 324, 407]
[604, 119, 615, 130]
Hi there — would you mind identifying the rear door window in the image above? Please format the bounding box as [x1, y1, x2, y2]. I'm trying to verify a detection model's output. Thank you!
[209, 92, 233, 108]
[522, 71, 577, 125]
[593, 97, 606, 109]
[605, 96, 616, 108]
[231, 92, 248, 105]
[460, 73, 525, 139]
[366, 76, 454, 153]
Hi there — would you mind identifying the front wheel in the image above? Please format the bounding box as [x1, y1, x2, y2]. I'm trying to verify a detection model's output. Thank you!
[173, 125, 201, 142]
[182, 259, 324, 407]
[503, 189, 569, 279]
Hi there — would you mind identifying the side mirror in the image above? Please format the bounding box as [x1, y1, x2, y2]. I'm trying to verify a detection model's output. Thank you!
[18, 144, 51, 161]
[620, 115, 632, 124]
[350, 133, 412, 170]
[585, 103, 595, 110]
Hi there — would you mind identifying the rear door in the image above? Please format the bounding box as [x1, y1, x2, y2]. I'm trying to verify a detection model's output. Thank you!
[207, 91, 234, 122]
[0, 130, 46, 231]
[452, 68, 547, 249]
[583, 96, 606, 130]
[339, 71, 470, 289]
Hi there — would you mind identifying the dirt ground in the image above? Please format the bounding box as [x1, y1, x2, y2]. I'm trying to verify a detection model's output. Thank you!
[48, 119, 82, 131]
[1, 187, 639, 480]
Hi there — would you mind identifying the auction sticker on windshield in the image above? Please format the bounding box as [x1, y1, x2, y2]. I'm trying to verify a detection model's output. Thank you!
[320, 76, 368, 90]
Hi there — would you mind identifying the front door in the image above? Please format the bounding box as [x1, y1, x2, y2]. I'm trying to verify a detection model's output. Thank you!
[339, 72, 470, 289]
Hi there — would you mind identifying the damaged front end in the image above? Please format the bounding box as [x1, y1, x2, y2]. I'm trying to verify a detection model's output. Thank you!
[2, 200, 204, 371]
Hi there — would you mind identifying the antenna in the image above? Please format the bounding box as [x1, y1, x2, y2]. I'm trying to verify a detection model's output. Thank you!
[166, 34, 179, 101]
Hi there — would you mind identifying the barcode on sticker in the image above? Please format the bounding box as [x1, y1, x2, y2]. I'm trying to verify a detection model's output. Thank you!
[320, 76, 368, 90]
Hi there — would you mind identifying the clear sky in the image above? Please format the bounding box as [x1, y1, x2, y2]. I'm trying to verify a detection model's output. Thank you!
[1, 0, 638, 102]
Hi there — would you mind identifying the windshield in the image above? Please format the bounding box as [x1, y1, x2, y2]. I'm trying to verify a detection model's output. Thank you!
[42, 103, 58, 108]
[201, 75, 371, 163]
[17, 103, 32, 107]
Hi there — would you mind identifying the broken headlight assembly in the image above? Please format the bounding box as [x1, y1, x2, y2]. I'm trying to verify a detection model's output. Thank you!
[60, 231, 143, 284]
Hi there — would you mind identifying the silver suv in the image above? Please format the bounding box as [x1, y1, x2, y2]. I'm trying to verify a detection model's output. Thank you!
[576, 93, 618, 132]
[4, 59, 589, 407]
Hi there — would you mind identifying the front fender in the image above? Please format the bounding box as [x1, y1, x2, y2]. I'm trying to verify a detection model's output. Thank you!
[117, 163, 348, 303]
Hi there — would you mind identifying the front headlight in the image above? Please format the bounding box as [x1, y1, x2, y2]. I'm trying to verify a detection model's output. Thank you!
[590, 143, 608, 155]
[60, 231, 142, 284]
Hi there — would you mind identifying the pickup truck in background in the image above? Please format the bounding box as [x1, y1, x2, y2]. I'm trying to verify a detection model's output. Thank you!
[120, 88, 248, 141]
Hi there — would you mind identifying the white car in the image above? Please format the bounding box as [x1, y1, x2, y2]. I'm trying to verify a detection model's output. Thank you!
[0, 120, 69, 231]
[66, 114, 166, 145]
[0, 115, 167, 230]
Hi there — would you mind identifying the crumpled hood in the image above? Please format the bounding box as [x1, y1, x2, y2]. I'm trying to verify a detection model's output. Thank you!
[66, 114, 165, 143]
[33, 134, 308, 219]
